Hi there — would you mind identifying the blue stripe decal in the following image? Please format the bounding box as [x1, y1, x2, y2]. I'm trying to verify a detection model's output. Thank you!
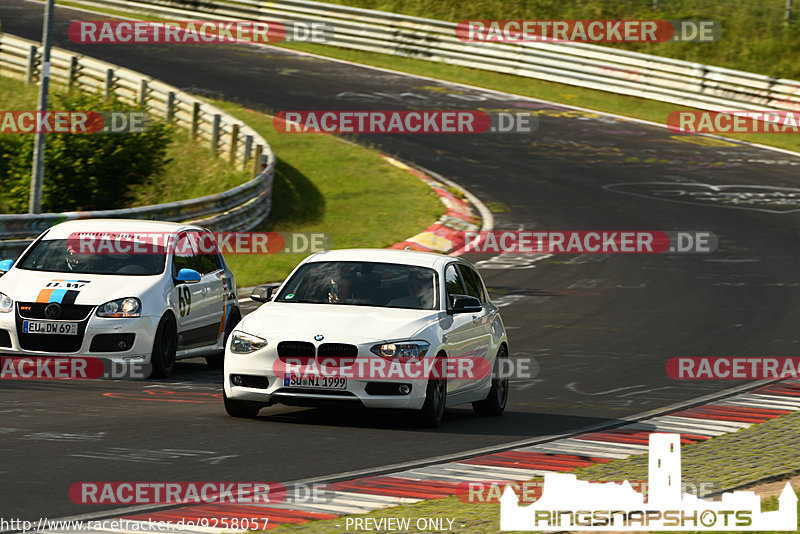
[48, 289, 68, 303]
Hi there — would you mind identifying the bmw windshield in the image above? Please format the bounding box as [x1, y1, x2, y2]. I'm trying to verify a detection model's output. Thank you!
[275, 261, 438, 310]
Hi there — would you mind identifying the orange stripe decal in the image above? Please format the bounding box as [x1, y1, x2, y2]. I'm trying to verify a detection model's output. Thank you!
[36, 289, 54, 303]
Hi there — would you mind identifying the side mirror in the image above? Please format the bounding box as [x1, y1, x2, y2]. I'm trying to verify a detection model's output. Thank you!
[0, 259, 13, 274]
[251, 284, 280, 303]
[449, 294, 482, 315]
[175, 268, 201, 283]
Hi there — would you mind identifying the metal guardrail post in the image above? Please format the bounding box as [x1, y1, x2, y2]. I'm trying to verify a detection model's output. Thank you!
[25, 45, 37, 85]
[138, 79, 148, 105]
[243, 135, 253, 171]
[166, 91, 175, 122]
[104, 68, 114, 100]
[229, 124, 240, 164]
[192, 102, 200, 139]
[211, 114, 221, 153]
[67, 56, 79, 92]
[252, 144, 263, 175]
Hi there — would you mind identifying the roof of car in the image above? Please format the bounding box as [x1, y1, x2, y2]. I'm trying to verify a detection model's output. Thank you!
[305, 248, 454, 269]
[41, 219, 200, 240]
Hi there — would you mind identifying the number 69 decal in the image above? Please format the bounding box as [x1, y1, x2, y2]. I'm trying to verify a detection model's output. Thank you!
[178, 286, 192, 317]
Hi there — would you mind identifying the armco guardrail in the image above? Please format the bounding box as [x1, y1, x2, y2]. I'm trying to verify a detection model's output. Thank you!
[64, 0, 800, 113]
[0, 32, 275, 256]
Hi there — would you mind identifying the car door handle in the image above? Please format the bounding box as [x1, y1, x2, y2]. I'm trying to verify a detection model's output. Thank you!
[472, 314, 481, 324]
[201, 287, 208, 296]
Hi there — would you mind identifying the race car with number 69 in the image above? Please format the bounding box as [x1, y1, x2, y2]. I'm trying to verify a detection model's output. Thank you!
[0, 219, 240, 378]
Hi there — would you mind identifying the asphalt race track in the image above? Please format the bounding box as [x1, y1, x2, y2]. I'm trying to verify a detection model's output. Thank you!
[3, 0, 800, 522]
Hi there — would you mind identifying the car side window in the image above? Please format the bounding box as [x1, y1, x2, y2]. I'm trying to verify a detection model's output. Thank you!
[444, 264, 466, 300]
[458, 264, 485, 303]
[193, 232, 221, 275]
[172, 233, 198, 276]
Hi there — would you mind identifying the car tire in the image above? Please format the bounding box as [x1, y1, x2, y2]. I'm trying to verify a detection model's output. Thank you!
[206, 307, 240, 368]
[472, 346, 509, 416]
[223, 390, 261, 418]
[415, 354, 447, 428]
[149, 315, 177, 379]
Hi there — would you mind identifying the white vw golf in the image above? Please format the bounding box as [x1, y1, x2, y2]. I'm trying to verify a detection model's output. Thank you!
[224, 249, 508, 427]
[0, 219, 240, 378]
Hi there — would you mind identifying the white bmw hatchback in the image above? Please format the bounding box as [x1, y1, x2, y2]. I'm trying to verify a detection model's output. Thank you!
[0, 219, 240, 378]
[224, 248, 509, 427]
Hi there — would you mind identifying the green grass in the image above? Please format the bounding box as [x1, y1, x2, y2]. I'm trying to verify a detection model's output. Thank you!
[267, 411, 800, 533]
[209, 100, 444, 285]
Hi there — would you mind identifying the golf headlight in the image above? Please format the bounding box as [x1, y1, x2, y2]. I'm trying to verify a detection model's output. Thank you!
[231, 331, 267, 354]
[97, 297, 141, 318]
[371, 341, 430, 359]
[0, 293, 12, 313]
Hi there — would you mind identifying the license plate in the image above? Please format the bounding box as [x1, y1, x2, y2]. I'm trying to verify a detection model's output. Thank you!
[284, 375, 347, 389]
[23, 321, 78, 336]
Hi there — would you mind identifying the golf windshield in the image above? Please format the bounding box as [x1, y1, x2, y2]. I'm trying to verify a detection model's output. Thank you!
[17, 239, 167, 276]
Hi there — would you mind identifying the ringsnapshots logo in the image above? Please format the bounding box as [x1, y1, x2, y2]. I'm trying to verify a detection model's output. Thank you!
[0, 111, 151, 134]
[273, 111, 538, 134]
[68, 20, 333, 44]
[500, 433, 797, 531]
[456, 20, 720, 43]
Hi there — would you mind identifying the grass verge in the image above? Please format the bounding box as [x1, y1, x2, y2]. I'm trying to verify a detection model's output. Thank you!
[267, 411, 800, 533]
[210, 100, 444, 285]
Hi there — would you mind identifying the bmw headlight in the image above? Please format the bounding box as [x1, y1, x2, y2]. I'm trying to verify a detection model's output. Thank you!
[230, 331, 267, 354]
[0, 292, 12, 313]
[97, 297, 141, 318]
[371, 341, 430, 359]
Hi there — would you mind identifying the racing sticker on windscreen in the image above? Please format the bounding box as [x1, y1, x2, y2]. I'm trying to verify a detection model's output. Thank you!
[36, 280, 91, 304]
